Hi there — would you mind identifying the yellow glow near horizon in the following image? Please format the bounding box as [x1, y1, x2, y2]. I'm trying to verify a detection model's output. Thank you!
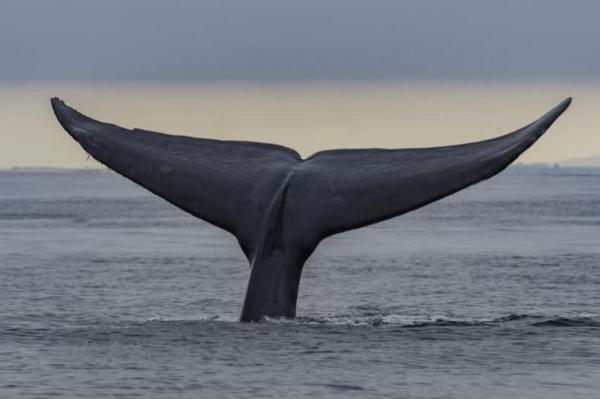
[0, 82, 595, 169]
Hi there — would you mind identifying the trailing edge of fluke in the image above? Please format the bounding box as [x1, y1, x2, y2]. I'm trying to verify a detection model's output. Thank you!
[51, 97, 571, 321]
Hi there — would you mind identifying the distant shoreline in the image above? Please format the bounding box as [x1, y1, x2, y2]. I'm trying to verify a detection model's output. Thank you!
[3, 164, 600, 176]
[504, 164, 600, 176]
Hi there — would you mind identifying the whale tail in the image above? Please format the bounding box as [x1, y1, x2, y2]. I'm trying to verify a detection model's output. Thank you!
[51, 97, 571, 321]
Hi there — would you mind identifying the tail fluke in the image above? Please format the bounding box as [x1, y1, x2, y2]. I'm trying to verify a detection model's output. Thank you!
[52, 97, 571, 262]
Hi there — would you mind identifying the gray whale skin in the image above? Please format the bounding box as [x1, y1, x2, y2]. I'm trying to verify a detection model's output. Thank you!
[51, 97, 571, 322]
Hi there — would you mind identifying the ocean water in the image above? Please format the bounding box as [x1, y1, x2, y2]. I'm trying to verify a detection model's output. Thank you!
[1, 170, 599, 398]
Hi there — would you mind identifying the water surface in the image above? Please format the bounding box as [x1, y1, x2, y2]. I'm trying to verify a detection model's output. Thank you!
[1, 170, 599, 398]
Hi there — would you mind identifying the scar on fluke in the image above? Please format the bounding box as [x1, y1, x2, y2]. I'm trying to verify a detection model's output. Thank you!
[51, 96, 571, 322]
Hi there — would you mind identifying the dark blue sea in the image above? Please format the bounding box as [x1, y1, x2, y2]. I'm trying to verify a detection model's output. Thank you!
[1, 170, 599, 398]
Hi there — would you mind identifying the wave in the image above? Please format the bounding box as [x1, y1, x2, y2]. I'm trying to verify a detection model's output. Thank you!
[260, 313, 600, 328]
[143, 312, 600, 328]
[530, 317, 600, 327]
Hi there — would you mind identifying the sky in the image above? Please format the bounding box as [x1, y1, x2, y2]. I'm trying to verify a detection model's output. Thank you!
[1, 1, 599, 167]
[2, 0, 600, 82]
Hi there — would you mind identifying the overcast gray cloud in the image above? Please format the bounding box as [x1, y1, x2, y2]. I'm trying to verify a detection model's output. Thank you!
[1, 0, 599, 82]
